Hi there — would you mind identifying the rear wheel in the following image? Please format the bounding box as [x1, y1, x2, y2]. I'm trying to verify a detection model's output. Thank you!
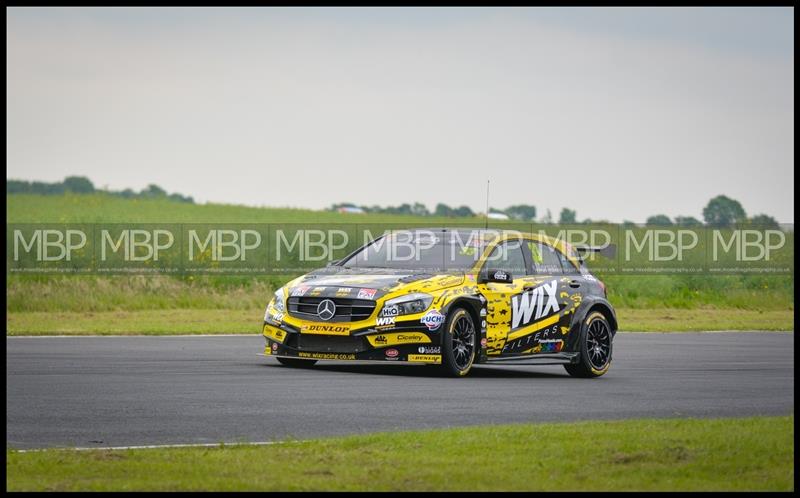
[564, 311, 613, 378]
[276, 357, 318, 368]
[440, 307, 476, 377]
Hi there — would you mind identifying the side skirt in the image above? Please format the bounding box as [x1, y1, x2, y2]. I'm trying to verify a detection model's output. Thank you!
[483, 352, 580, 365]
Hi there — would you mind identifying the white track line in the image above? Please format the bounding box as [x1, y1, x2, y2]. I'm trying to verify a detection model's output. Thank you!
[13, 440, 291, 452]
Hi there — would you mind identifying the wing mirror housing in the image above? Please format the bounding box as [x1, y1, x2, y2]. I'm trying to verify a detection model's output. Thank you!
[478, 268, 513, 284]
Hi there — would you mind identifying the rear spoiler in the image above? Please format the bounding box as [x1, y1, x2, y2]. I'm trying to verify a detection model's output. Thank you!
[574, 244, 617, 261]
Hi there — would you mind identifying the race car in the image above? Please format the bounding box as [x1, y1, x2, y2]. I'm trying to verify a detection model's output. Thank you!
[262, 228, 616, 377]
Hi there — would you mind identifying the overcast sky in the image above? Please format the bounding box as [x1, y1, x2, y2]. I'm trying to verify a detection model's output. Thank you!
[6, 7, 794, 222]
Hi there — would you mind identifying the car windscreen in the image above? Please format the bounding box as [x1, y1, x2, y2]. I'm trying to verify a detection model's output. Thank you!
[341, 230, 492, 271]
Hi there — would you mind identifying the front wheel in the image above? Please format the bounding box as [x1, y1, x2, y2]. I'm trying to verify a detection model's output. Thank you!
[276, 357, 318, 368]
[564, 311, 613, 378]
[440, 307, 476, 377]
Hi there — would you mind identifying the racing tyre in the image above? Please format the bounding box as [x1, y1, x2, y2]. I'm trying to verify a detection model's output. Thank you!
[564, 311, 612, 378]
[276, 357, 318, 368]
[440, 307, 476, 377]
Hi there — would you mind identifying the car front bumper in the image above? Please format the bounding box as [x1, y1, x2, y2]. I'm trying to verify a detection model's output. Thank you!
[262, 322, 443, 364]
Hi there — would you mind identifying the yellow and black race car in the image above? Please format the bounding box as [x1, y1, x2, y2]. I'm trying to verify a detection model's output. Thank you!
[262, 228, 616, 377]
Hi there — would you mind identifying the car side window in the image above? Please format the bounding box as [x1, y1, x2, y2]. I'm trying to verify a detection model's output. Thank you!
[484, 241, 527, 277]
[557, 249, 580, 275]
[528, 241, 564, 275]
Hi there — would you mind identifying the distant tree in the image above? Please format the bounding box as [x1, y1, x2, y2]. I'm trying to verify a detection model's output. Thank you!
[142, 184, 167, 197]
[558, 208, 577, 224]
[747, 214, 780, 229]
[453, 205, 474, 217]
[7, 176, 194, 203]
[34, 181, 64, 195]
[702, 195, 746, 227]
[168, 193, 193, 203]
[621, 220, 637, 228]
[411, 202, 430, 217]
[674, 216, 703, 227]
[6, 180, 31, 193]
[505, 204, 537, 221]
[646, 214, 673, 226]
[395, 203, 413, 215]
[63, 176, 95, 194]
[434, 203, 454, 217]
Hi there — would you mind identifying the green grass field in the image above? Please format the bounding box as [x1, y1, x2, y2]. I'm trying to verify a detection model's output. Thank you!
[6, 193, 468, 224]
[7, 416, 793, 491]
[6, 194, 795, 334]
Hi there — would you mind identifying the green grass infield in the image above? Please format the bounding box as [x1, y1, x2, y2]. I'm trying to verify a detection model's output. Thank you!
[6, 416, 793, 491]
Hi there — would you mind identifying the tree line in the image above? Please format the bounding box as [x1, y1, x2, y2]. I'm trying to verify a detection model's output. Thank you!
[5, 178, 780, 228]
[331, 195, 780, 229]
[7, 176, 194, 204]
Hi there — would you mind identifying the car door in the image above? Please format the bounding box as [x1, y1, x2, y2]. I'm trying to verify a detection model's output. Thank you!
[496, 239, 576, 356]
[476, 239, 533, 356]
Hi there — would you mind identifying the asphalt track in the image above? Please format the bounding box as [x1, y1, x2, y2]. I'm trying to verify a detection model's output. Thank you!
[6, 332, 794, 449]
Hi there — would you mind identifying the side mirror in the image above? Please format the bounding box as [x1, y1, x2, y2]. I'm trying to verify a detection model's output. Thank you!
[478, 268, 513, 284]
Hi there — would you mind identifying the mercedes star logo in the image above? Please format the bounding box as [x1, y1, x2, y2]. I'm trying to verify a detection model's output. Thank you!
[317, 299, 336, 321]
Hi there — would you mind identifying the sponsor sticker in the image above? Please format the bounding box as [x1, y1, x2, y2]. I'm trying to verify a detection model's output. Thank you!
[407, 354, 442, 364]
[301, 324, 351, 336]
[357, 288, 377, 300]
[366, 332, 432, 347]
[493, 270, 510, 281]
[298, 352, 356, 360]
[310, 286, 326, 295]
[420, 310, 445, 331]
[263, 324, 287, 343]
[375, 316, 396, 328]
[265, 311, 284, 325]
[539, 339, 563, 353]
[511, 279, 560, 330]
[291, 285, 311, 297]
[385, 348, 399, 358]
[417, 346, 441, 354]
[380, 305, 399, 317]
[336, 287, 352, 295]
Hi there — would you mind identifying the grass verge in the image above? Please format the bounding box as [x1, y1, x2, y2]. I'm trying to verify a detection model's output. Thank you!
[6, 416, 793, 491]
[5, 307, 793, 335]
[6, 309, 258, 335]
[617, 307, 793, 332]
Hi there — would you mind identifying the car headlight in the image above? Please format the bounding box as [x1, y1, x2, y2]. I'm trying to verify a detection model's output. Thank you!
[380, 293, 433, 317]
[265, 287, 286, 320]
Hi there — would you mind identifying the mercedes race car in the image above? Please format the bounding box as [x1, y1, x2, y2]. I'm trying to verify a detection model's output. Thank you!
[262, 228, 616, 377]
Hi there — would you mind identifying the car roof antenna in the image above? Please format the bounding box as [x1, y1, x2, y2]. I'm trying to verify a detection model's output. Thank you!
[484, 179, 490, 230]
